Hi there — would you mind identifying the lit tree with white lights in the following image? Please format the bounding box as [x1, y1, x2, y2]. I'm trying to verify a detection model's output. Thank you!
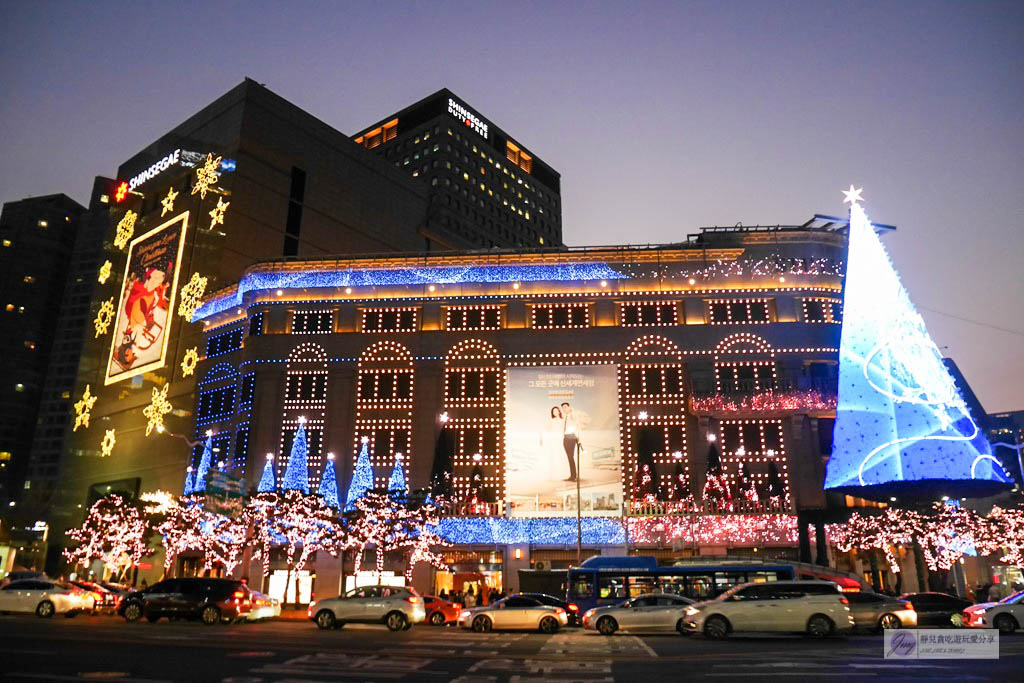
[202, 513, 251, 576]
[154, 497, 207, 575]
[64, 494, 152, 580]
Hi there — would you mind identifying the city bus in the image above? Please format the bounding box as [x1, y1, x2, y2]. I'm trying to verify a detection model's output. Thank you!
[566, 556, 862, 612]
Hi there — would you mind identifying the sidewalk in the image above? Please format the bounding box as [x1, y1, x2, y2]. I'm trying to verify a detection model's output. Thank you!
[277, 608, 309, 621]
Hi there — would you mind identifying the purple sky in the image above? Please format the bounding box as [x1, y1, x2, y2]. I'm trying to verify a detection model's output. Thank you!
[2, 1, 1021, 412]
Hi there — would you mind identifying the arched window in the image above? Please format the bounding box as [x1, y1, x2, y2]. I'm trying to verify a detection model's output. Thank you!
[714, 333, 777, 394]
[278, 343, 329, 488]
[353, 341, 414, 488]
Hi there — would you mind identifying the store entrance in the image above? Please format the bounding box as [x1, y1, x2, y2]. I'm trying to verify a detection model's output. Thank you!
[434, 550, 503, 606]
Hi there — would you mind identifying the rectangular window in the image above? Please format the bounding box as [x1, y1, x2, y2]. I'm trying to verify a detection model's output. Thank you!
[707, 299, 772, 324]
[716, 362, 776, 392]
[356, 370, 414, 403]
[248, 312, 264, 337]
[505, 141, 532, 173]
[354, 119, 398, 149]
[197, 386, 235, 423]
[292, 310, 333, 334]
[284, 373, 328, 404]
[802, 297, 842, 323]
[531, 303, 589, 329]
[233, 425, 250, 475]
[206, 328, 244, 357]
[239, 373, 256, 408]
[624, 366, 684, 398]
[445, 369, 501, 405]
[446, 306, 501, 331]
[361, 308, 419, 333]
[621, 302, 678, 327]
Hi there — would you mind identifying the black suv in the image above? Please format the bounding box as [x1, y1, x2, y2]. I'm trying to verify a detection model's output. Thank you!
[117, 578, 252, 625]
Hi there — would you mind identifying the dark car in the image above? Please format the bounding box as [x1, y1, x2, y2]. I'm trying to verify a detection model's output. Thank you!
[519, 592, 581, 626]
[897, 592, 972, 627]
[117, 578, 252, 625]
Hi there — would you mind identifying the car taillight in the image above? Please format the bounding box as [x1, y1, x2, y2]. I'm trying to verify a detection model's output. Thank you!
[555, 607, 565, 614]
[840, 597, 849, 605]
[568, 603, 579, 612]
[407, 596, 422, 604]
[307, 601, 316, 617]
[904, 602, 914, 611]
[233, 591, 245, 599]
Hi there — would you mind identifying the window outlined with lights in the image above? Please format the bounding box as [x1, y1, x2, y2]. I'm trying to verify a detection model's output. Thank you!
[278, 343, 329, 488]
[801, 297, 843, 324]
[197, 362, 239, 431]
[360, 307, 419, 334]
[719, 418, 790, 509]
[353, 340, 415, 488]
[707, 299, 772, 325]
[617, 336, 689, 502]
[530, 302, 590, 329]
[714, 333, 778, 394]
[619, 301, 679, 328]
[445, 305, 502, 331]
[443, 339, 505, 501]
[291, 310, 334, 335]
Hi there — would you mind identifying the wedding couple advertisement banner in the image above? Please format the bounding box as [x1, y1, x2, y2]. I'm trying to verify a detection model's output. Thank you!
[505, 365, 622, 517]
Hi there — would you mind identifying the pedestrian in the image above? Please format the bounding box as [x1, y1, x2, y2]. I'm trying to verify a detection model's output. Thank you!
[464, 586, 476, 608]
[140, 578, 148, 590]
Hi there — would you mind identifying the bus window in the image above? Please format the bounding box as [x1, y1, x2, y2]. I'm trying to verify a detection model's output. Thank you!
[747, 571, 778, 584]
[714, 571, 747, 593]
[659, 576, 686, 596]
[570, 572, 595, 601]
[598, 575, 627, 600]
[628, 576, 658, 597]
[686, 575, 714, 600]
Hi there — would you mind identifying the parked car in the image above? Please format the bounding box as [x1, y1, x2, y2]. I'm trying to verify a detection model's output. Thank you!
[520, 592, 583, 626]
[962, 591, 1024, 634]
[117, 578, 252, 625]
[0, 579, 93, 617]
[423, 595, 462, 625]
[682, 580, 854, 638]
[845, 591, 917, 631]
[70, 581, 118, 613]
[309, 585, 425, 631]
[247, 590, 282, 621]
[583, 592, 695, 635]
[897, 592, 972, 628]
[458, 594, 568, 633]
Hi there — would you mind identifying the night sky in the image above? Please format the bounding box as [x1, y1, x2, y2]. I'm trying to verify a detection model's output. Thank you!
[2, 1, 1021, 412]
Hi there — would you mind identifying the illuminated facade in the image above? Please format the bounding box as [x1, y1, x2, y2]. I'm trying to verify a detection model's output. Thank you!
[353, 89, 563, 250]
[188, 224, 851, 592]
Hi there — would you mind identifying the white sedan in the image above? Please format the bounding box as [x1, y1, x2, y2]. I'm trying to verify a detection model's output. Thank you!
[962, 591, 1024, 634]
[459, 594, 568, 633]
[0, 579, 93, 617]
[247, 591, 282, 621]
[583, 593, 695, 635]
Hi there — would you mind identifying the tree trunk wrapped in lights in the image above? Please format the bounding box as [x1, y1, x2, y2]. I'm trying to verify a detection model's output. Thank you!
[202, 514, 249, 575]
[153, 497, 206, 575]
[64, 493, 152, 580]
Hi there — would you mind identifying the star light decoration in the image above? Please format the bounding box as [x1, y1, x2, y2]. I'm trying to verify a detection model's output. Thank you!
[180, 347, 199, 377]
[72, 385, 98, 431]
[97, 260, 112, 284]
[114, 210, 138, 250]
[177, 272, 208, 322]
[208, 197, 230, 228]
[143, 383, 173, 436]
[161, 186, 179, 216]
[94, 298, 115, 337]
[191, 153, 222, 200]
[842, 184, 864, 205]
[100, 429, 116, 458]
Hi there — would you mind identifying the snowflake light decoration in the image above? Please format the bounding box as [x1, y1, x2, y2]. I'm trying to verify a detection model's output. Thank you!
[209, 197, 230, 228]
[73, 385, 98, 431]
[97, 260, 112, 284]
[94, 298, 115, 337]
[114, 210, 138, 250]
[161, 186, 178, 216]
[191, 153, 222, 200]
[177, 272, 208, 322]
[180, 347, 199, 377]
[100, 428, 116, 457]
[143, 383, 173, 436]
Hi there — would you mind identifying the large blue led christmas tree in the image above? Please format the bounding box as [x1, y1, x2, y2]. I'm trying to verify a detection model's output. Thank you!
[388, 455, 408, 497]
[257, 454, 277, 493]
[345, 437, 374, 511]
[184, 466, 195, 496]
[193, 435, 214, 494]
[824, 187, 1011, 497]
[281, 419, 311, 494]
[318, 454, 340, 509]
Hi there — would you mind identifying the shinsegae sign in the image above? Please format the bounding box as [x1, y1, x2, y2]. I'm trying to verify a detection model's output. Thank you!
[448, 98, 488, 139]
[128, 149, 182, 190]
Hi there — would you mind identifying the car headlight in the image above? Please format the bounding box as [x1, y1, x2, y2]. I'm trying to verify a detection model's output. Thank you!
[685, 607, 699, 617]
[460, 610, 471, 620]
[583, 608, 597, 619]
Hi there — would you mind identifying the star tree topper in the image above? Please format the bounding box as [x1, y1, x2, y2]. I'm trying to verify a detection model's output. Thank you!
[97, 260, 112, 284]
[143, 383, 173, 436]
[180, 347, 199, 377]
[209, 197, 230, 228]
[114, 210, 138, 250]
[94, 298, 115, 337]
[73, 385, 98, 431]
[192, 153, 222, 200]
[842, 185, 864, 205]
[177, 272, 208, 322]
[161, 187, 179, 216]
[100, 429, 116, 458]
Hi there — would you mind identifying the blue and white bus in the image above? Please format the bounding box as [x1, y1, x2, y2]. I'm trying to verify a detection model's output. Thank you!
[566, 556, 860, 612]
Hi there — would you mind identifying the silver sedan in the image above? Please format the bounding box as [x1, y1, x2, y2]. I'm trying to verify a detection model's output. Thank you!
[582, 593, 695, 635]
[458, 594, 568, 633]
